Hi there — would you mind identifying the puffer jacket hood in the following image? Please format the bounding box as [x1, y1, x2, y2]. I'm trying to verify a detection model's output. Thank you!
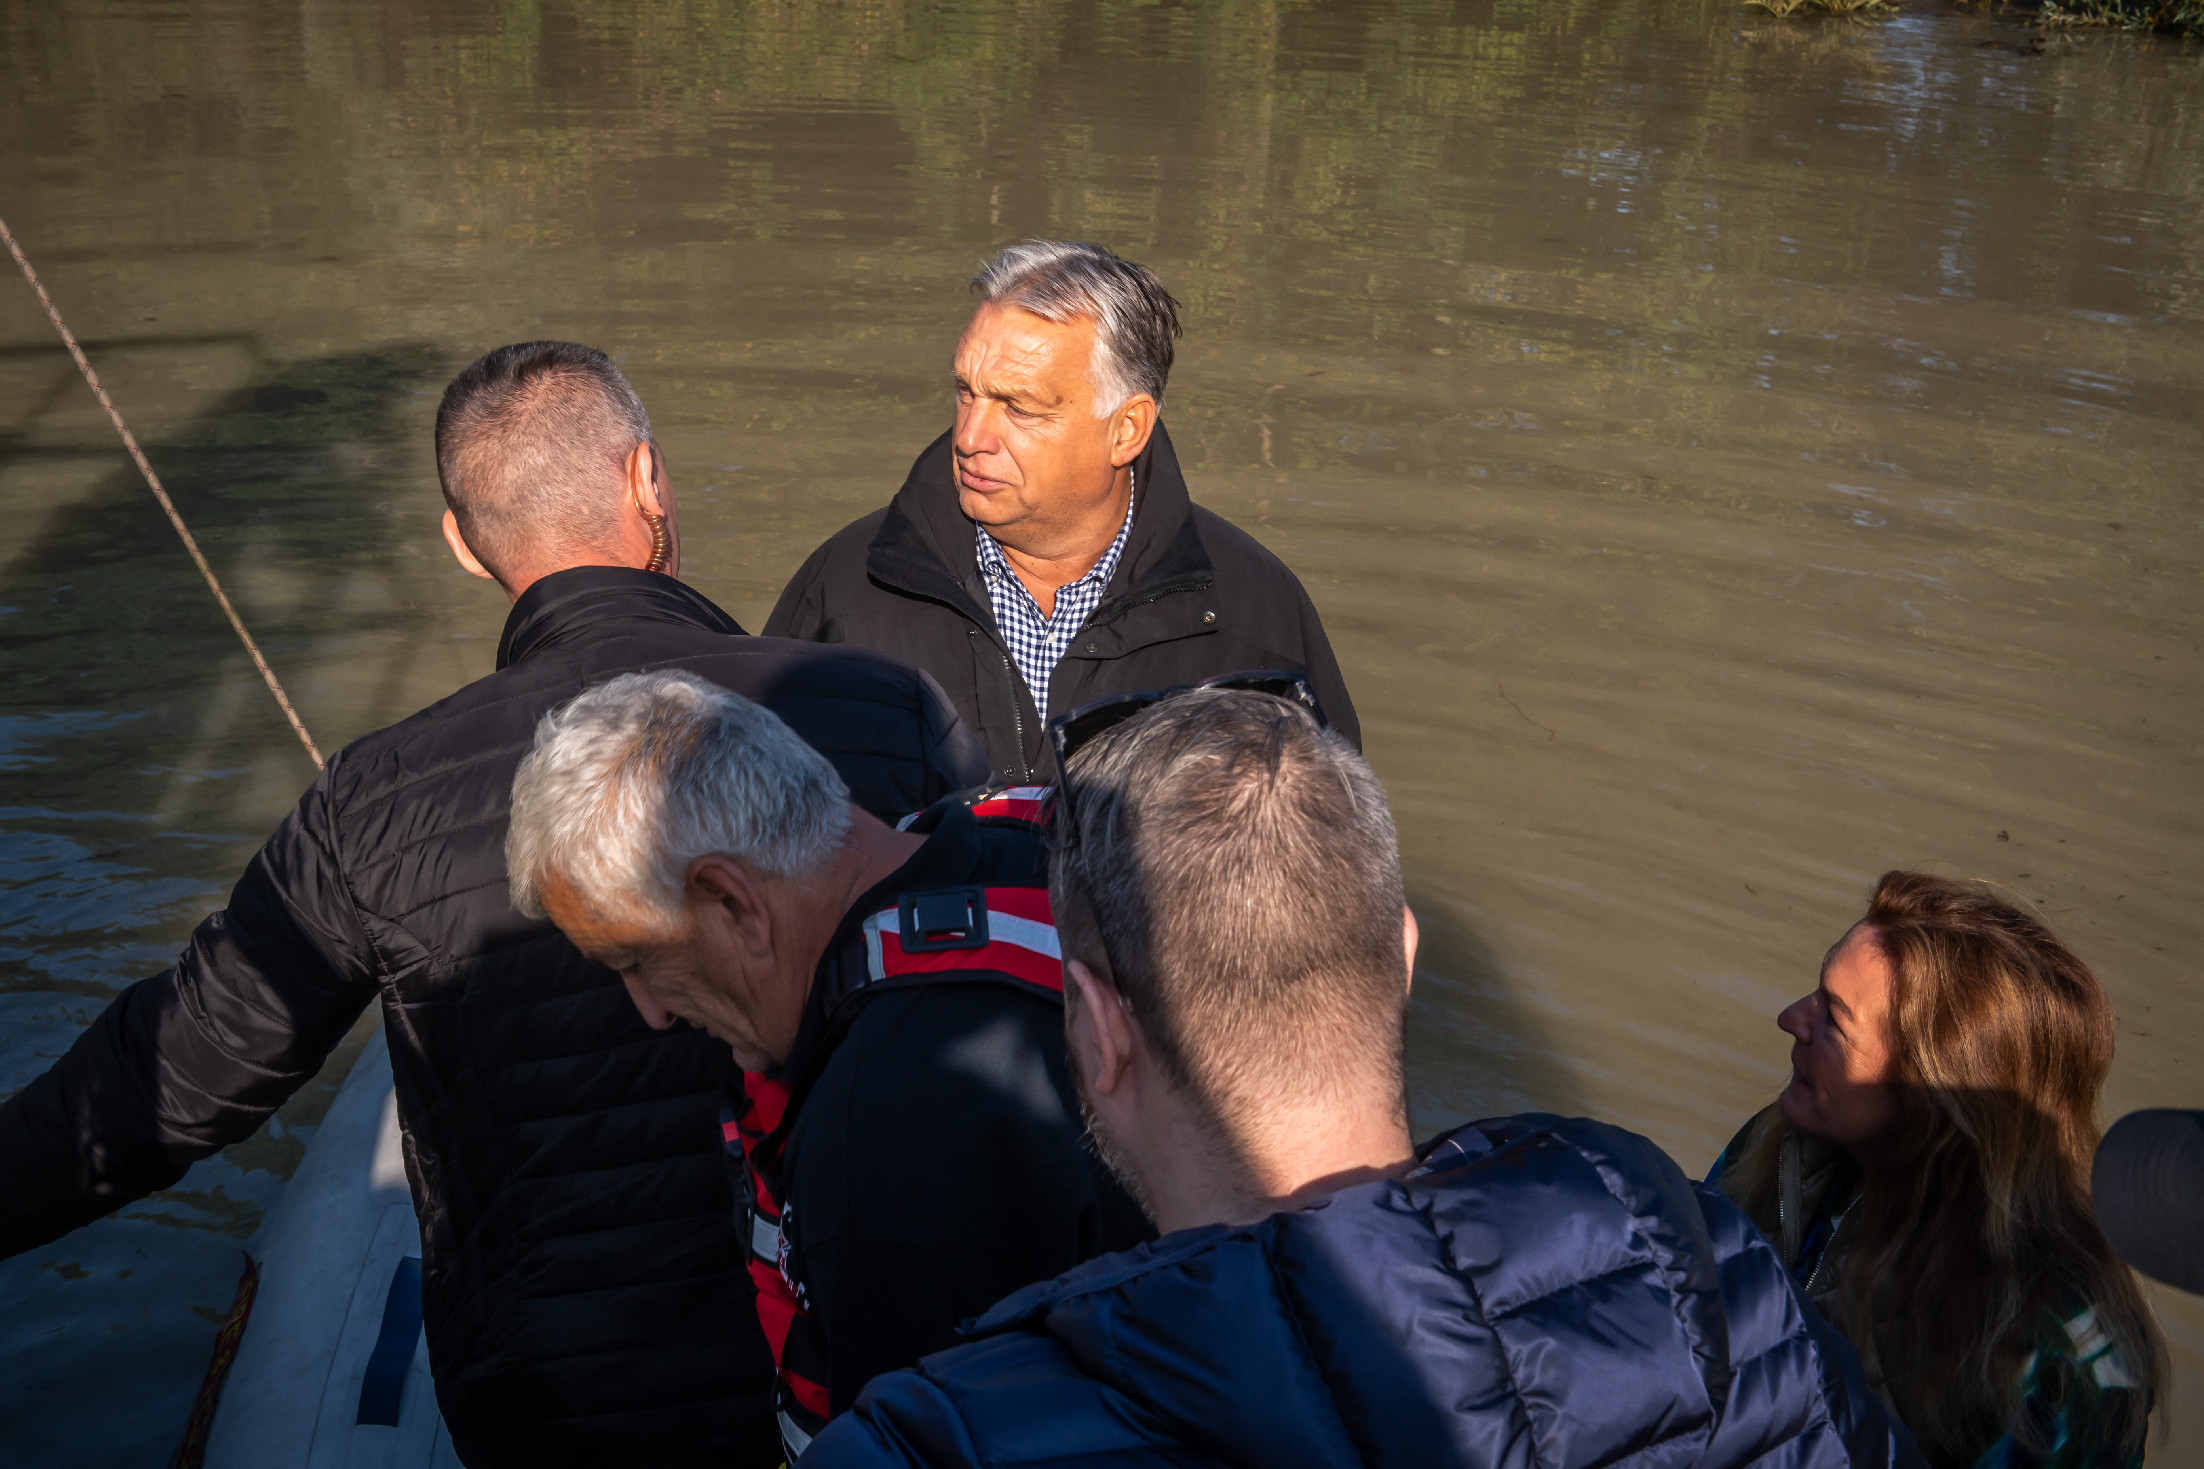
[809, 1114, 1924, 1469]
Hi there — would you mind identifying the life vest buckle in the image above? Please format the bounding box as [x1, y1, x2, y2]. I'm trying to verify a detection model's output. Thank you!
[898, 886, 991, 951]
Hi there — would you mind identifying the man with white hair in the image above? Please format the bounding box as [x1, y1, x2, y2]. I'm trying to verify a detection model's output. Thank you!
[767, 239, 1359, 785]
[508, 670, 1148, 1460]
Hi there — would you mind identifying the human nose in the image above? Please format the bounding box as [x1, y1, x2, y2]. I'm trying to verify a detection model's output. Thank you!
[622, 972, 674, 1031]
[956, 395, 1002, 458]
[1777, 995, 1814, 1044]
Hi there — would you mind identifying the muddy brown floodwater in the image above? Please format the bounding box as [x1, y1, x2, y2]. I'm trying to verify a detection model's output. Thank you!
[2, 0, 2199, 1461]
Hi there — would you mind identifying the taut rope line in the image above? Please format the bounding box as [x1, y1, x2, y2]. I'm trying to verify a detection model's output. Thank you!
[1, 214, 323, 770]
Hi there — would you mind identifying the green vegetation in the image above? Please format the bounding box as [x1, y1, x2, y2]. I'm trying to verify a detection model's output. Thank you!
[2040, 0, 2204, 40]
[1747, 0, 1893, 16]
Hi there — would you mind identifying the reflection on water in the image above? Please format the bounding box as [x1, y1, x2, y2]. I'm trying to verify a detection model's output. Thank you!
[2, 0, 2200, 1460]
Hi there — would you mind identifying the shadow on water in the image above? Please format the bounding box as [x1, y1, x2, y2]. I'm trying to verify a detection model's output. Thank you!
[0, 332, 445, 995]
[1403, 883, 1582, 1136]
[0, 336, 445, 801]
[0, 336, 439, 1469]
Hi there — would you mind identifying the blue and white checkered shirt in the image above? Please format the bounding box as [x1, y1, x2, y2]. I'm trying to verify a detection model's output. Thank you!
[976, 475, 1136, 718]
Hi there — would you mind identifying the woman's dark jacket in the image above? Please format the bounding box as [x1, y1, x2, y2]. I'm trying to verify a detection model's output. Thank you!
[765, 421, 1360, 783]
[0, 568, 987, 1469]
[1709, 1107, 2152, 1469]
[808, 1115, 1926, 1469]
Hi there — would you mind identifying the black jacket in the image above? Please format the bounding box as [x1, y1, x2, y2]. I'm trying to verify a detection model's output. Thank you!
[766, 802, 1150, 1423]
[765, 422, 1359, 782]
[0, 568, 986, 1469]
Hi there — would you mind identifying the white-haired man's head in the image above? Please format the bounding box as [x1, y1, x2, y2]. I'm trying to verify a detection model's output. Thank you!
[509, 670, 851, 931]
[507, 670, 864, 1068]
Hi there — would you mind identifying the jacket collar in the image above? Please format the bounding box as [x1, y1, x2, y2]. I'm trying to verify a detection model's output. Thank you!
[496, 566, 744, 670]
[864, 421, 1215, 638]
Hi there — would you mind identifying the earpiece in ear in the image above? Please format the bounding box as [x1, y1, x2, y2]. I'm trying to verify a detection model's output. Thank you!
[638, 445, 671, 573]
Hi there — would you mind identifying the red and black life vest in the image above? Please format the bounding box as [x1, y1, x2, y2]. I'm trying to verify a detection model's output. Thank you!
[720, 786, 1061, 1460]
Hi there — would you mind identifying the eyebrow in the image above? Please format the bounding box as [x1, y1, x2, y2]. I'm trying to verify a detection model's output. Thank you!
[1819, 983, 1854, 1020]
[954, 370, 1061, 413]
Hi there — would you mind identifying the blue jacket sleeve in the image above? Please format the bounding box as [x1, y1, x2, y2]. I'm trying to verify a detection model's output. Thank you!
[802, 1370, 983, 1469]
[0, 765, 379, 1255]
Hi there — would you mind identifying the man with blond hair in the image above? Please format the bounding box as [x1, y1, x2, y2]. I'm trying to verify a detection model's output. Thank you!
[805, 688, 1924, 1469]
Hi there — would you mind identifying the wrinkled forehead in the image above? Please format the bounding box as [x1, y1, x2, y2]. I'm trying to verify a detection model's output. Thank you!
[954, 301, 1095, 393]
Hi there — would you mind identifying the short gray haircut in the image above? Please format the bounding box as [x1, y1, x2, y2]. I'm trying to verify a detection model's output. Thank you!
[436, 342, 654, 584]
[1052, 689, 1407, 1120]
[972, 241, 1181, 416]
[507, 671, 852, 931]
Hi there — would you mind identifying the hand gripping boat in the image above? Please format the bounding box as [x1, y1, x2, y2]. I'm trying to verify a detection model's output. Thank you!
[203, 1027, 460, 1468]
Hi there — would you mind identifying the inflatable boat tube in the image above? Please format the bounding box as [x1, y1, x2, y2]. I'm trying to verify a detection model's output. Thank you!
[204, 1027, 460, 1468]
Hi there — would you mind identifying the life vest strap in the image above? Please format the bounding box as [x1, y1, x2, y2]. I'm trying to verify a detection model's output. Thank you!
[859, 885, 1062, 996]
[967, 784, 1053, 825]
[749, 1208, 781, 1265]
[777, 1408, 815, 1459]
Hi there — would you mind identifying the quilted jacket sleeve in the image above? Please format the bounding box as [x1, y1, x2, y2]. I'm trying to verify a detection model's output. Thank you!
[1692, 1179, 1927, 1469]
[807, 1332, 1186, 1469]
[0, 765, 380, 1255]
[803, 1370, 981, 1469]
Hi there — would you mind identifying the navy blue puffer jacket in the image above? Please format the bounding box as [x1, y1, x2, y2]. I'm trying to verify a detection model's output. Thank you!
[805, 1115, 1922, 1469]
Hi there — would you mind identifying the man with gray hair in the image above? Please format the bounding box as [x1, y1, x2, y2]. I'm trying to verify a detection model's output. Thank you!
[510, 670, 1147, 1459]
[768, 239, 1358, 786]
[804, 689, 1924, 1469]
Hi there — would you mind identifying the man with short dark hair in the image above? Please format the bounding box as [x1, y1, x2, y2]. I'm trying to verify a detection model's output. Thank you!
[509, 669, 1149, 1461]
[805, 689, 1925, 1469]
[767, 240, 1358, 785]
[0, 342, 985, 1469]
[436, 339, 677, 585]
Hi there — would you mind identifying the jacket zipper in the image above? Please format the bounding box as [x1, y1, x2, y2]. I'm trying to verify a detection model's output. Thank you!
[1778, 1129, 1801, 1268]
[965, 623, 1033, 784]
[1001, 648, 1031, 783]
[1802, 1205, 1852, 1299]
[1079, 578, 1215, 637]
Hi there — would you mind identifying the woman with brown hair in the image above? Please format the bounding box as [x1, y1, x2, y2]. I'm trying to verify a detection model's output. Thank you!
[1709, 870, 2165, 1469]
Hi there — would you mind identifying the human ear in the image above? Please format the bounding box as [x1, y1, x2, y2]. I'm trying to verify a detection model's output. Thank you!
[624, 441, 671, 516]
[1402, 905, 1419, 995]
[623, 441, 679, 576]
[1065, 959, 1135, 1096]
[687, 854, 772, 958]
[441, 509, 497, 581]
[1106, 394, 1158, 470]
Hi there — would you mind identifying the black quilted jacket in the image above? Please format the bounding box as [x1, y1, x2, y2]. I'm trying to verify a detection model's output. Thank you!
[0, 567, 986, 1469]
